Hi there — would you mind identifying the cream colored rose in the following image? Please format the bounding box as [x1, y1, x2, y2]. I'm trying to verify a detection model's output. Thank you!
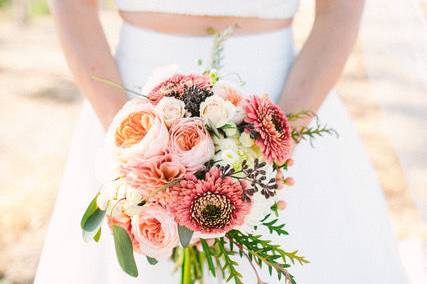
[200, 95, 236, 128]
[213, 81, 246, 124]
[154, 97, 186, 128]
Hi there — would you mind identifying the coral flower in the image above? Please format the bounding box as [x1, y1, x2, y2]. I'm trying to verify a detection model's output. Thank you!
[148, 74, 212, 105]
[244, 95, 292, 164]
[122, 151, 186, 193]
[169, 167, 251, 234]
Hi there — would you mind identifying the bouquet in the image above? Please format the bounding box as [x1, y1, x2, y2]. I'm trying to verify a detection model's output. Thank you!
[81, 29, 335, 284]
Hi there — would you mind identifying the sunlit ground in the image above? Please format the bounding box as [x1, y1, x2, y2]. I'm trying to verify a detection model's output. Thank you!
[0, 2, 426, 283]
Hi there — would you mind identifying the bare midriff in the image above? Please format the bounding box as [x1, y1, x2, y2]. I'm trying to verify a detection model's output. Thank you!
[119, 11, 293, 36]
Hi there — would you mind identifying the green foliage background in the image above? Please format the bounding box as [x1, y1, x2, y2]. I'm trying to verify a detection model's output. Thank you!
[0, 0, 10, 8]
[0, 0, 50, 16]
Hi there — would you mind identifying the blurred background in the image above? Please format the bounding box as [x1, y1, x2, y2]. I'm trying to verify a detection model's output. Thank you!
[0, 0, 426, 283]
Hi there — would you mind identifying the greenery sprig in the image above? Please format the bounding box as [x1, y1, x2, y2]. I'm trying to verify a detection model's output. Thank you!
[286, 110, 338, 145]
[286, 110, 317, 122]
[226, 230, 309, 283]
[291, 124, 338, 145]
[207, 25, 238, 73]
[260, 214, 289, 236]
[216, 238, 245, 284]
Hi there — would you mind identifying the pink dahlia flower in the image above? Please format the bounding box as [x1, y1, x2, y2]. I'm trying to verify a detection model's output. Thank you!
[169, 167, 251, 234]
[148, 74, 212, 105]
[244, 95, 292, 164]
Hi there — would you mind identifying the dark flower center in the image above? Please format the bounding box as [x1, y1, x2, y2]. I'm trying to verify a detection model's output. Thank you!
[191, 192, 233, 229]
[171, 85, 213, 117]
[271, 114, 283, 132]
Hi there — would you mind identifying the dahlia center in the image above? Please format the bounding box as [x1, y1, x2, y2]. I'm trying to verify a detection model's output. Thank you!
[115, 112, 153, 148]
[191, 192, 233, 229]
[270, 114, 283, 132]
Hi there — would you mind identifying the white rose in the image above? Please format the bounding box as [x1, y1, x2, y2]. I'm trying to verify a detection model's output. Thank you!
[213, 81, 246, 124]
[155, 97, 186, 127]
[200, 95, 236, 128]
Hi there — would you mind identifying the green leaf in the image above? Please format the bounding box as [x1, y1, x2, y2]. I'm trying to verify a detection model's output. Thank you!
[81, 193, 106, 232]
[201, 239, 216, 277]
[146, 256, 158, 265]
[112, 225, 138, 277]
[93, 228, 102, 242]
[178, 225, 194, 247]
[83, 227, 102, 243]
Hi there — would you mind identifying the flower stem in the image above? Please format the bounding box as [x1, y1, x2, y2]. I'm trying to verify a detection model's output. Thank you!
[181, 247, 192, 284]
[92, 76, 147, 98]
[145, 178, 183, 202]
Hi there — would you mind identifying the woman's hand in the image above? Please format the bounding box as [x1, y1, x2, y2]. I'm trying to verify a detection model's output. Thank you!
[49, 0, 128, 129]
[280, 0, 365, 128]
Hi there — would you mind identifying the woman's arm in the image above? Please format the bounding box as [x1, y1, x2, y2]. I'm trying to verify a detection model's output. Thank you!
[280, 0, 365, 125]
[49, 0, 128, 128]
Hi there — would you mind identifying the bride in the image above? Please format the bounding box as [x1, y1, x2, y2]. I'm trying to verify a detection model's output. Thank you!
[35, 0, 407, 283]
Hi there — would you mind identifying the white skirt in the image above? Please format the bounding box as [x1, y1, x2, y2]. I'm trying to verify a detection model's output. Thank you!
[34, 22, 407, 284]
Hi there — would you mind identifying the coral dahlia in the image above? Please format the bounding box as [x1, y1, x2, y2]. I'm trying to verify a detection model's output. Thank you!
[244, 95, 292, 164]
[148, 74, 213, 110]
[169, 167, 251, 234]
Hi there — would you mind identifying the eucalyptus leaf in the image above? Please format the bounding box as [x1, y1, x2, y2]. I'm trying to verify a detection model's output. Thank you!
[178, 225, 194, 247]
[81, 193, 106, 232]
[112, 225, 138, 277]
[146, 256, 158, 265]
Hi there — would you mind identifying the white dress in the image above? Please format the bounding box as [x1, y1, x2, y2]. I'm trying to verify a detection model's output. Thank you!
[34, 1, 408, 283]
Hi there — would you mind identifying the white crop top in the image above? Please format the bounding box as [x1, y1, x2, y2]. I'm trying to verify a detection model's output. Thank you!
[115, 0, 300, 20]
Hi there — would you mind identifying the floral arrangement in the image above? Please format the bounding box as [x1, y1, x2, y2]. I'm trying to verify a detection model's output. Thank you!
[81, 28, 335, 284]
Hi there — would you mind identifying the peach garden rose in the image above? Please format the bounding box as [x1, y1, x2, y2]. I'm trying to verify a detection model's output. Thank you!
[131, 204, 179, 260]
[105, 98, 169, 161]
[168, 117, 215, 172]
